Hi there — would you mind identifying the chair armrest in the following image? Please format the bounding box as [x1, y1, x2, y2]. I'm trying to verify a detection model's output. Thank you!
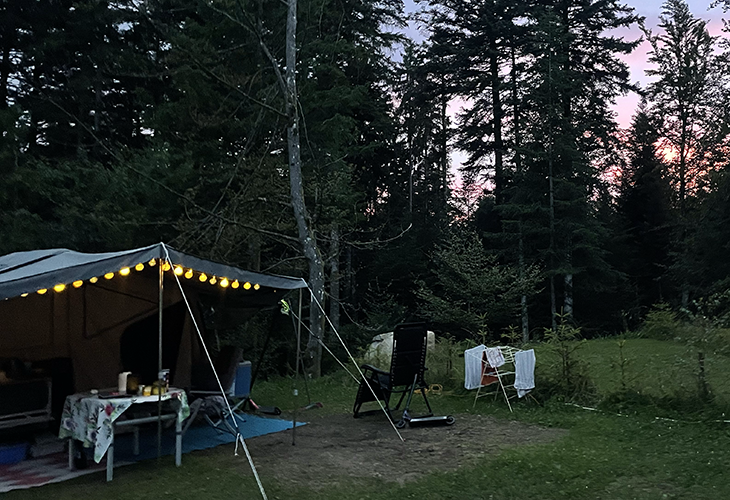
[360, 364, 389, 376]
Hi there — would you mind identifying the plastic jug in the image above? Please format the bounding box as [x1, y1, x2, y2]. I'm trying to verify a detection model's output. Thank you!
[118, 371, 132, 395]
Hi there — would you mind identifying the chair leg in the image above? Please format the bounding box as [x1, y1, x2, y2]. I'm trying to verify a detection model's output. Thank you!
[398, 379, 419, 424]
[393, 390, 408, 411]
[182, 398, 203, 436]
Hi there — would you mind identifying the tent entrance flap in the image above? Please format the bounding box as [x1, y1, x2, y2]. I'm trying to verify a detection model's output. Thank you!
[120, 302, 185, 386]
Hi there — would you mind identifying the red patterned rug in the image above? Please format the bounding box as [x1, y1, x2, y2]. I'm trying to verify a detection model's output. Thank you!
[0, 452, 109, 493]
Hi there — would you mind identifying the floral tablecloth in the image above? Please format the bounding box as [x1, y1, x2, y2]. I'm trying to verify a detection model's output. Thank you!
[58, 388, 190, 463]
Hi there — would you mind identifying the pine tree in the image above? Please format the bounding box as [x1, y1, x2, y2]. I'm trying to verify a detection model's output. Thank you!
[615, 106, 675, 320]
[516, 0, 640, 327]
[642, 0, 725, 306]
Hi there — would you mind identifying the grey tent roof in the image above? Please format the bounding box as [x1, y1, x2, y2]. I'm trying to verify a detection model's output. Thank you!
[0, 243, 307, 300]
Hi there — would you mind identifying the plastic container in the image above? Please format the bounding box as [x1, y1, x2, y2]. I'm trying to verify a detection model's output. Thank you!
[0, 442, 28, 465]
[230, 361, 252, 398]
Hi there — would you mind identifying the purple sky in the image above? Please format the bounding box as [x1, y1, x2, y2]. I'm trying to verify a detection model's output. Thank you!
[613, 0, 727, 128]
[403, 0, 728, 129]
[399, 1, 728, 182]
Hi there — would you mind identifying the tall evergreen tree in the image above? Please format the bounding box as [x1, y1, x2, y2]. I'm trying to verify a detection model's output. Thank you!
[642, 0, 725, 306]
[516, 0, 640, 327]
[615, 106, 674, 321]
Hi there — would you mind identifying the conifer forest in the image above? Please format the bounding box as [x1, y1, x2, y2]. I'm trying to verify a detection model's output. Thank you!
[2, 0, 730, 374]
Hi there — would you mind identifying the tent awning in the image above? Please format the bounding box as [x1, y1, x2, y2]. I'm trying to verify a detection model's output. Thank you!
[0, 243, 307, 301]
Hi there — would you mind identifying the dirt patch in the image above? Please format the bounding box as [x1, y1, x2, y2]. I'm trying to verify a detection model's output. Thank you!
[242, 413, 566, 487]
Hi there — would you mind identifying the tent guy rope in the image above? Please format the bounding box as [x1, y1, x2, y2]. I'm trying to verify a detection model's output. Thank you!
[305, 285, 405, 442]
[162, 245, 269, 500]
[281, 300, 360, 385]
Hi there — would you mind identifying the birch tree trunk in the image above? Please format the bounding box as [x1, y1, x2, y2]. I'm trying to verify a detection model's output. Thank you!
[512, 41, 529, 342]
[284, 0, 325, 377]
[329, 225, 341, 341]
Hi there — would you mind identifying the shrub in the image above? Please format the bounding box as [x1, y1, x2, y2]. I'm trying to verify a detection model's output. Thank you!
[640, 303, 683, 340]
[541, 314, 596, 403]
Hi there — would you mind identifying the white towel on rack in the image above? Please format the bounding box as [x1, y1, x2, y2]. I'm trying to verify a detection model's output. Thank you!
[514, 349, 536, 398]
[464, 344, 486, 390]
[485, 347, 505, 368]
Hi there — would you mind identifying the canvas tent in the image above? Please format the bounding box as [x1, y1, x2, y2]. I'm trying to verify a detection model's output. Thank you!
[0, 243, 307, 393]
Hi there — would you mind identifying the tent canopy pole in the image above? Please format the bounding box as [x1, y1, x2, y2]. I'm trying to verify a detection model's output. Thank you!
[292, 288, 303, 445]
[157, 255, 164, 459]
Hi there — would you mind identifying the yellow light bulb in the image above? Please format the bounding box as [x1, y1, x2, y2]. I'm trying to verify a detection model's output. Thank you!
[21, 293, 29, 297]
[184, 269, 193, 279]
[162, 262, 171, 272]
[90, 277, 98, 283]
[199, 273, 208, 282]
[120, 267, 131, 276]
[220, 278, 229, 288]
[209, 276, 217, 285]
[253, 283, 260, 290]
[174, 266, 183, 276]
[243, 282, 251, 290]
[135, 263, 144, 271]
[148, 259, 156, 266]
[231, 280, 240, 289]
[72, 280, 83, 288]
[104, 272, 114, 280]
[53, 284, 66, 293]
[37, 289, 48, 295]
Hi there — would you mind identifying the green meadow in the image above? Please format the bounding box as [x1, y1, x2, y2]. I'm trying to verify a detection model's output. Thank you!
[8, 337, 730, 500]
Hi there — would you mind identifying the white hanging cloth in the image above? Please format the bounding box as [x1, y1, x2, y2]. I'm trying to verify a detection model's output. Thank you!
[464, 344, 486, 390]
[485, 347, 506, 368]
[514, 349, 536, 398]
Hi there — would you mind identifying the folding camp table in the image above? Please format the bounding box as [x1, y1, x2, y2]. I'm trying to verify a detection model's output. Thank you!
[59, 388, 189, 481]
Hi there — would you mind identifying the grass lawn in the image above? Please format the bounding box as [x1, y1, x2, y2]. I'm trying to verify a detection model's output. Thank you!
[7, 337, 730, 500]
[574, 337, 730, 404]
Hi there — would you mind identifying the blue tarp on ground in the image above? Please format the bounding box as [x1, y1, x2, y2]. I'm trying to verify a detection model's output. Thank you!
[114, 414, 305, 462]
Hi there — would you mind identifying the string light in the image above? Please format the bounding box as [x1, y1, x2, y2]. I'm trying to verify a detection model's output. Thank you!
[120, 267, 131, 276]
[209, 276, 217, 285]
[184, 269, 193, 279]
[174, 266, 183, 276]
[253, 283, 260, 290]
[231, 280, 240, 289]
[90, 277, 98, 284]
[243, 282, 252, 290]
[220, 278, 229, 288]
[53, 284, 66, 293]
[148, 259, 156, 266]
[72, 280, 83, 288]
[199, 273, 208, 282]
[162, 262, 171, 272]
[37, 289, 48, 295]
[135, 263, 144, 271]
[104, 272, 114, 280]
[21, 293, 28, 298]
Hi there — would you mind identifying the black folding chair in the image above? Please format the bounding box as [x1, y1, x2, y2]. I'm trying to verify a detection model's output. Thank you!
[353, 322, 433, 427]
